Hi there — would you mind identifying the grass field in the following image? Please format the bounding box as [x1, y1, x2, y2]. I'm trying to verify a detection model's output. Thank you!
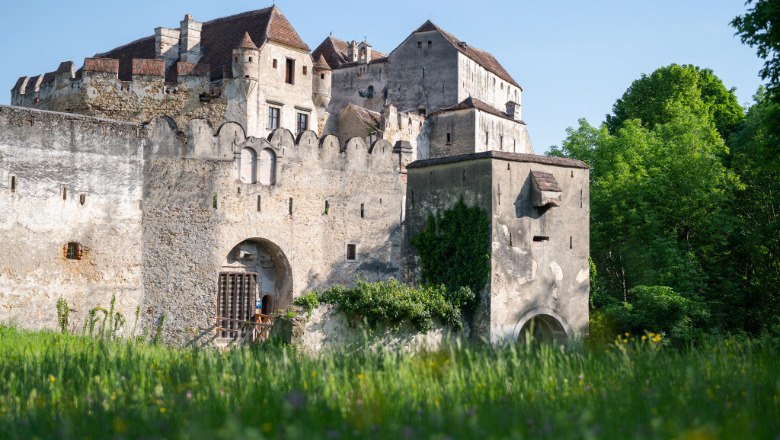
[0, 326, 778, 439]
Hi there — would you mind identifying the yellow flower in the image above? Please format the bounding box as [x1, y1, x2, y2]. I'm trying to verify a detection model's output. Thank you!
[624, 332, 630, 337]
[357, 373, 366, 380]
[641, 335, 647, 341]
[49, 375, 56, 383]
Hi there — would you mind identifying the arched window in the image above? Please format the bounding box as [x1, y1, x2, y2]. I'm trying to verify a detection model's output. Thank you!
[258, 148, 277, 186]
[240, 148, 257, 184]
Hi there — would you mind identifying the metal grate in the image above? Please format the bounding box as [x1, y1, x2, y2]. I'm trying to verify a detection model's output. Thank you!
[216, 272, 257, 339]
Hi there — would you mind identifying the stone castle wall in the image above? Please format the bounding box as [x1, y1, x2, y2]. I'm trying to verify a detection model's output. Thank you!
[0, 105, 406, 344]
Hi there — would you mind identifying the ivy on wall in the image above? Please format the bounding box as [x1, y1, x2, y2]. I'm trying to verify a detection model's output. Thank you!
[411, 198, 491, 309]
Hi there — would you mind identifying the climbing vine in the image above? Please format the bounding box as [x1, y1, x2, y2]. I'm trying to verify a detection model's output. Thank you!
[411, 198, 491, 309]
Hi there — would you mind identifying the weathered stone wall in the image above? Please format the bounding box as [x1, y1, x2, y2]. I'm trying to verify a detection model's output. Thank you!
[476, 111, 533, 154]
[276, 304, 465, 355]
[457, 54, 522, 116]
[386, 30, 460, 115]
[404, 152, 589, 343]
[423, 109, 477, 158]
[0, 106, 146, 333]
[0, 105, 406, 346]
[327, 62, 389, 115]
[489, 157, 589, 342]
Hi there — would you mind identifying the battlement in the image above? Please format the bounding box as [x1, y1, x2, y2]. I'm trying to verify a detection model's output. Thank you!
[0, 105, 402, 174]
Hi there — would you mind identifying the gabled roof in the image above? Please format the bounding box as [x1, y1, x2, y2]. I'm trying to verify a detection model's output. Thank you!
[430, 96, 513, 120]
[340, 103, 381, 129]
[96, 6, 309, 81]
[311, 35, 388, 70]
[409, 20, 520, 89]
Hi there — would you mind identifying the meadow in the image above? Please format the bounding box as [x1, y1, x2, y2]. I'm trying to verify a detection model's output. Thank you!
[1, 327, 778, 439]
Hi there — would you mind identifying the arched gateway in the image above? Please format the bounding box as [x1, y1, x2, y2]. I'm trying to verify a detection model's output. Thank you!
[514, 311, 568, 344]
[216, 238, 292, 340]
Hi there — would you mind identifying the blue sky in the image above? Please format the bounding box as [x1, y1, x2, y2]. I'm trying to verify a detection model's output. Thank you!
[0, 1, 763, 152]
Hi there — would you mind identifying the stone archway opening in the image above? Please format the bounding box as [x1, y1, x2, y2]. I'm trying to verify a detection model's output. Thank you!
[517, 314, 567, 344]
[216, 238, 292, 340]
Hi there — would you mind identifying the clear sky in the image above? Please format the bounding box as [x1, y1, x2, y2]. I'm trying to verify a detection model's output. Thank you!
[0, 0, 764, 152]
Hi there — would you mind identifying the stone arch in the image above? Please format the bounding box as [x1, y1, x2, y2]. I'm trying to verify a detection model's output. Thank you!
[239, 147, 257, 183]
[258, 148, 277, 185]
[513, 308, 569, 344]
[222, 238, 294, 314]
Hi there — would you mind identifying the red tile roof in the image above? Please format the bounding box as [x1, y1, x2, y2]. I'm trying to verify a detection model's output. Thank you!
[313, 55, 331, 71]
[96, 6, 308, 81]
[531, 171, 562, 192]
[411, 20, 520, 89]
[342, 103, 381, 129]
[430, 96, 517, 121]
[311, 36, 388, 70]
[237, 31, 258, 50]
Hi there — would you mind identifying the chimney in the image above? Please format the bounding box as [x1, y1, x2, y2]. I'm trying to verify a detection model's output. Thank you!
[155, 27, 181, 69]
[506, 101, 521, 121]
[347, 41, 358, 62]
[180, 14, 203, 64]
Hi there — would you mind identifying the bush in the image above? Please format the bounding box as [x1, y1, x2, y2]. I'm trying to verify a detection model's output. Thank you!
[319, 279, 470, 332]
[293, 292, 320, 317]
[603, 285, 710, 345]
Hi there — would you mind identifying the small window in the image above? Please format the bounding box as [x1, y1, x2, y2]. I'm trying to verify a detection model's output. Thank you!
[320, 73, 325, 80]
[418, 108, 426, 116]
[360, 203, 365, 219]
[288, 197, 293, 216]
[417, 41, 422, 48]
[296, 112, 309, 134]
[303, 66, 308, 75]
[9, 175, 16, 192]
[235, 56, 238, 62]
[346, 244, 357, 261]
[79, 194, 86, 206]
[324, 200, 330, 215]
[446, 133, 451, 143]
[257, 195, 262, 212]
[485, 131, 489, 147]
[212, 192, 218, 209]
[248, 57, 253, 62]
[273, 59, 278, 68]
[533, 236, 550, 242]
[509, 233, 513, 247]
[268, 106, 280, 130]
[65, 242, 82, 260]
[61, 185, 67, 201]
[570, 236, 573, 249]
[428, 41, 432, 47]
[580, 190, 584, 208]
[285, 59, 295, 84]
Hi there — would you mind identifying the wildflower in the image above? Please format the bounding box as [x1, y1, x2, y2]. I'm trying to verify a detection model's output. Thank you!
[159, 407, 167, 413]
[357, 373, 366, 380]
[641, 335, 647, 341]
[48, 375, 56, 383]
[624, 332, 630, 337]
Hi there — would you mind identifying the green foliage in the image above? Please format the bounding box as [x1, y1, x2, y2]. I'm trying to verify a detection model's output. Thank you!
[605, 64, 744, 139]
[56, 298, 70, 334]
[602, 286, 710, 345]
[1, 327, 779, 439]
[411, 198, 490, 303]
[732, 0, 780, 102]
[319, 279, 471, 331]
[152, 312, 167, 345]
[293, 292, 320, 317]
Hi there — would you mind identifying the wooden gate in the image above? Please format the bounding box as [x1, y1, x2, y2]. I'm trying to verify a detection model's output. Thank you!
[216, 272, 257, 339]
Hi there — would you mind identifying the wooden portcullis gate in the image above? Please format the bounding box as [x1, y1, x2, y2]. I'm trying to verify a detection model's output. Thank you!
[216, 272, 272, 343]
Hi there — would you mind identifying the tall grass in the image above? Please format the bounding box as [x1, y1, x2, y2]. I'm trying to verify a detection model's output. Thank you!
[0, 326, 777, 439]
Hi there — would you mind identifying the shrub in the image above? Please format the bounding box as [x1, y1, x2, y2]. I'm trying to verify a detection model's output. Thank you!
[604, 285, 710, 345]
[319, 279, 470, 332]
[293, 292, 320, 317]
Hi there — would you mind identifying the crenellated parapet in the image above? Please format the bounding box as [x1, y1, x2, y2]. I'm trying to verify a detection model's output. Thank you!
[0, 105, 403, 178]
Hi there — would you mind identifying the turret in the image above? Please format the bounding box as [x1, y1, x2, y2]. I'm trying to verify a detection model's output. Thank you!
[232, 32, 259, 80]
[312, 55, 331, 108]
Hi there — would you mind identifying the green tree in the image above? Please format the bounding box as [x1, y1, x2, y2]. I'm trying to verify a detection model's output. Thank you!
[726, 88, 780, 333]
[605, 64, 744, 139]
[732, 0, 780, 102]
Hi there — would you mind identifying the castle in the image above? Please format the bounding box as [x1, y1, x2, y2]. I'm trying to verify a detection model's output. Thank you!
[1, 6, 589, 346]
